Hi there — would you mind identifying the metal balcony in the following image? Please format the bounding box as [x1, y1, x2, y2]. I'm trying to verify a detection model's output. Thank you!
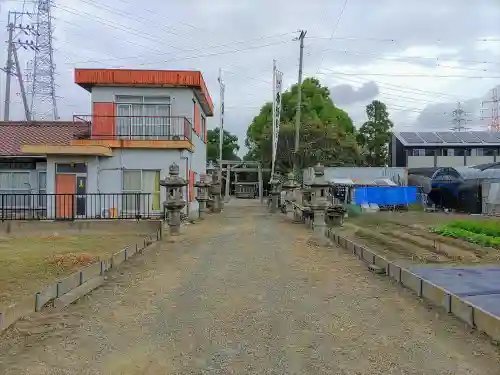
[73, 115, 193, 141]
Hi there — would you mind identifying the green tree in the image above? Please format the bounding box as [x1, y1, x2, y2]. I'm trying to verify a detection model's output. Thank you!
[207, 127, 240, 163]
[356, 100, 394, 166]
[245, 77, 358, 170]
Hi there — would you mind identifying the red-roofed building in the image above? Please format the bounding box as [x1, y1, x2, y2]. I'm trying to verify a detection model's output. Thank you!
[0, 69, 213, 219]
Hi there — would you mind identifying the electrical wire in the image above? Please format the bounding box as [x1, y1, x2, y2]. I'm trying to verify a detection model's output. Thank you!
[315, 0, 349, 74]
[318, 71, 500, 79]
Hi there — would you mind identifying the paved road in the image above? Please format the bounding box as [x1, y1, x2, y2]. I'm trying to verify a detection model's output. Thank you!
[0, 200, 499, 374]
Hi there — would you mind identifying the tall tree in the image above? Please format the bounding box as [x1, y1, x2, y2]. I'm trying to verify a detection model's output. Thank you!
[245, 77, 358, 171]
[207, 127, 240, 163]
[356, 100, 394, 166]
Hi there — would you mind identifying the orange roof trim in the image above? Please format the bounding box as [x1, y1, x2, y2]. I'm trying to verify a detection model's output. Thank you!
[75, 69, 214, 116]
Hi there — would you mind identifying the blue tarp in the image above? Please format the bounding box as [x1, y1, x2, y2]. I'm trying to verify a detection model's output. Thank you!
[354, 186, 417, 205]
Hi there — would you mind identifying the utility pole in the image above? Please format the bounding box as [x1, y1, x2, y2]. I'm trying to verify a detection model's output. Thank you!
[481, 88, 500, 132]
[2, 11, 34, 121]
[450, 101, 470, 132]
[293, 30, 306, 176]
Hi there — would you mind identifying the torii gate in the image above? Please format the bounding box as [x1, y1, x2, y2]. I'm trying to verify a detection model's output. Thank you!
[220, 160, 271, 202]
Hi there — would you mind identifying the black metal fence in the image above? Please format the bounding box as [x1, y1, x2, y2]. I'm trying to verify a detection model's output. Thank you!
[0, 193, 163, 221]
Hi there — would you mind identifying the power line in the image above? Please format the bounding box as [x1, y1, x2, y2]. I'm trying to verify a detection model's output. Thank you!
[64, 31, 296, 66]
[310, 46, 500, 66]
[318, 68, 466, 99]
[308, 35, 500, 44]
[315, 0, 349, 74]
[318, 71, 500, 79]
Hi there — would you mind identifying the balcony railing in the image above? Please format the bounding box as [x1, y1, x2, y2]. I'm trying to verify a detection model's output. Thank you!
[73, 115, 192, 141]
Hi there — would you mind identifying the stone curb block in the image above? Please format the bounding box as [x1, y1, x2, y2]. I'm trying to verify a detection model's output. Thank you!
[450, 295, 474, 326]
[57, 272, 81, 297]
[53, 277, 105, 311]
[0, 224, 162, 334]
[81, 262, 101, 284]
[35, 283, 58, 312]
[474, 307, 500, 342]
[326, 229, 500, 343]
[0, 296, 34, 332]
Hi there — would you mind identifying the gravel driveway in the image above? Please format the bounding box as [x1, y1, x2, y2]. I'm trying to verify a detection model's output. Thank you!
[0, 200, 499, 374]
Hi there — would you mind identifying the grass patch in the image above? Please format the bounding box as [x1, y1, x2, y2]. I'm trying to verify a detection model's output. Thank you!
[431, 219, 500, 248]
[0, 232, 149, 307]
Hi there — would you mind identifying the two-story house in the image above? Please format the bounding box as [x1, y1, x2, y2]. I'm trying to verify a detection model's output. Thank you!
[11, 68, 213, 219]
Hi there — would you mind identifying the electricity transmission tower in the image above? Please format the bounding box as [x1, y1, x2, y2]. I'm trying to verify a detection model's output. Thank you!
[2, 10, 35, 121]
[449, 101, 470, 132]
[481, 88, 500, 132]
[27, 0, 58, 121]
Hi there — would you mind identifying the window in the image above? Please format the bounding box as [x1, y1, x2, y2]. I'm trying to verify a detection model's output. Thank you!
[0, 171, 30, 207]
[201, 115, 206, 141]
[38, 171, 47, 208]
[116, 96, 171, 140]
[411, 149, 433, 156]
[453, 148, 471, 157]
[122, 170, 161, 213]
[440, 148, 471, 156]
[476, 148, 496, 156]
[56, 163, 87, 173]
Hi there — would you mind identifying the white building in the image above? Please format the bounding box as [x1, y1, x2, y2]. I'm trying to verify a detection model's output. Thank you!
[0, 68, 213, 219]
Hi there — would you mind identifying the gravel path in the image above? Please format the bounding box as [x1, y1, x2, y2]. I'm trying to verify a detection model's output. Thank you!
[0, 200, 499, 374]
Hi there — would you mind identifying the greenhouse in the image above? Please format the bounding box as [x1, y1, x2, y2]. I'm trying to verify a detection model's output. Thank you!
[425, 164, 500, 213]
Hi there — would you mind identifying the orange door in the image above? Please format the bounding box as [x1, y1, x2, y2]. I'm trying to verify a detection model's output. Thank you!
[55, 174, 76, 219]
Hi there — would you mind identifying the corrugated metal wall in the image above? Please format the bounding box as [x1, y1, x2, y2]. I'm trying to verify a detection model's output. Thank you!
[303, 167, 408, 185]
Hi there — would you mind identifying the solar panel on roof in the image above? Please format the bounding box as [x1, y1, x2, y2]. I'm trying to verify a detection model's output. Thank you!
[436, 132, 462, 143]
[471, 131, 499, 143]
[417, 132, 443, 143]
[453, 132, 482, 143]
[399, 132, 424, 144]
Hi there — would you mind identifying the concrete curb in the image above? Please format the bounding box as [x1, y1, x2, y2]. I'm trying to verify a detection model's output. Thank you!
[0, 225, 163, 334]
[323, 227, 500, 343]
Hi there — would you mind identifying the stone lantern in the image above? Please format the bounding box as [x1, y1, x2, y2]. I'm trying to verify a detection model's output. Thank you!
[282, 172, 300, 222]
[194, 174, 211, 220]
[309, 163, 331, 242]
[209, 171, 222, 213]
[160, 162, 187, 236]
[268, 176, 281, 213]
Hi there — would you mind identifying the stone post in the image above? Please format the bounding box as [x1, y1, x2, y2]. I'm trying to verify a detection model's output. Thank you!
[160, 162, 187, 236]
[268, 177, 280, 213]
[195, 174, 211, 220]
[309, 163, 330, 244]
[210, 171, 222, 213]
[282, 172, 300, 222]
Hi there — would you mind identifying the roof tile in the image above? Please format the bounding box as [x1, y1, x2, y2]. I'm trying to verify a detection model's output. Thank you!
[0, 121, 88, 156]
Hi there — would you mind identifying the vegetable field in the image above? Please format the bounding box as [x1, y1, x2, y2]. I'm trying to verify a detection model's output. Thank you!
[336, 212, 500, 266]
[432, 220, 500, 248]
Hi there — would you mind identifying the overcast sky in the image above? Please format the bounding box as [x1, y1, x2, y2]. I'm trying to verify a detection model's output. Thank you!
[0, 0, 499, 154]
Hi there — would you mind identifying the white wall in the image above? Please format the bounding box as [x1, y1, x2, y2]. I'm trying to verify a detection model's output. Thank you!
[467, 156, 495, 166]
[90, 86, 211, 123]
[407, 156, 435, 168]
[45, 147, 207, 219]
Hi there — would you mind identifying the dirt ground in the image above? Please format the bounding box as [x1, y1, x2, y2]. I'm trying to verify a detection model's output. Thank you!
[0, 222, 154, 308]
[338, 211, 500, 266]
[0, 201, 499, 374]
